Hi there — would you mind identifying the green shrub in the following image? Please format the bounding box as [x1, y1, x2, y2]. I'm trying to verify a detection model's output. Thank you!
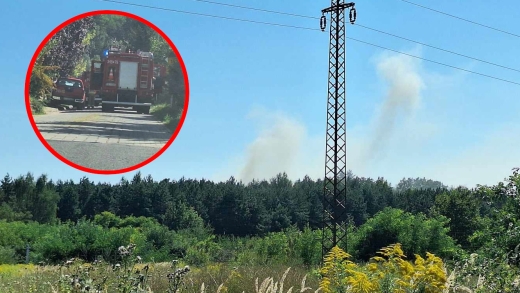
[0, 246, 18, 264]
[184, 246, 210, 266]
[349, 207, 460, 261]
[29, 64, 58, 99]
[150, 103, 180, 131]
[30, 97, 45, 115]
[293, 226, 322, 266]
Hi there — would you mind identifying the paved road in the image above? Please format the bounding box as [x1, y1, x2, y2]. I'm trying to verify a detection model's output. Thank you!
[33, 107, 172, 170]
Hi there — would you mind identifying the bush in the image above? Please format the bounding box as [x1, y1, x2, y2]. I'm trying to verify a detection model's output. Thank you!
[30, 97, 46, 115]
[452, 252, 520, 292]
[0, 246, 18, 264]
[184, 246, 210, 266]
[29, 64, 58, 99]
[292, 226, 322, 266]
[349, 208, 459, 261]
[150, 103, 180, 131]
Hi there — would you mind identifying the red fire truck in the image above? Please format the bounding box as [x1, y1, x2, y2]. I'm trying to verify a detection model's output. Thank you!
[87, 47, 165, 114]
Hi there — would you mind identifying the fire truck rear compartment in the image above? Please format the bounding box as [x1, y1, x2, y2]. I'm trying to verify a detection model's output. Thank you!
[101, 90, 151, 114]
[102, 90, 152, 105]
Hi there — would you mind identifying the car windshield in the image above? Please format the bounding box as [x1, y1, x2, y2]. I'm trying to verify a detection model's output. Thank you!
[58, 79, 82, 88]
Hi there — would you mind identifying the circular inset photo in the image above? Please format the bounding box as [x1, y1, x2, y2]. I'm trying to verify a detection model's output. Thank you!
[26, 10, 189, 175]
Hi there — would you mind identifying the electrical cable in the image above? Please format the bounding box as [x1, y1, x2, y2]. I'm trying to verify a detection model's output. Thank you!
[346, 36, 520, 86]
[94, 0, 520, 87]
[353, 23, 520, 74]
[399, 0, 520, 38]
[184, 0, 520, 74]
[97, 0, 321, 31]
[188, 0, 318, 20]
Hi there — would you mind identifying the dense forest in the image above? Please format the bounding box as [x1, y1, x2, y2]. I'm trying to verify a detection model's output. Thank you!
[29, 14, 185, 115]
[0, 168, 519, 272]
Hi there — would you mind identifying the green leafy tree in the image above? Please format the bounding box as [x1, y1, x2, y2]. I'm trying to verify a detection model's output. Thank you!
[349, 207, 458, 261]
[56, 183, 81, 222]
[40, 16, 95, 76]
[433, 187, 482, 249]
[395, 177, 447, 193]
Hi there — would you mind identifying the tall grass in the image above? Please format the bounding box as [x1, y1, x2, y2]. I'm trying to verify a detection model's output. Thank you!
[0, 260, 320, 293]
[0, 242, 518, 292]
[150, 103, 181, 131]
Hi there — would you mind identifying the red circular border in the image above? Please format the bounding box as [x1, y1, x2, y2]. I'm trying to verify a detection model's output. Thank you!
[25, 10, 190, 175]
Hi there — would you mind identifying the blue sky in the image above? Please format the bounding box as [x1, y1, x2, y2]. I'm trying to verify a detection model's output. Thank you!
[1, 0, 519, 188]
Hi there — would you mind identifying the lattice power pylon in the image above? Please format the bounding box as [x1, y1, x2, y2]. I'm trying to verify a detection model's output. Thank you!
[320, 0, 356, 259]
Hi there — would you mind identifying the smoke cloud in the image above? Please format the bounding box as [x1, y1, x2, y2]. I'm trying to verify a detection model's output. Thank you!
[237, 108, 307, 184]
[216, 50, 429, 184]
[363, 52, 425, 163]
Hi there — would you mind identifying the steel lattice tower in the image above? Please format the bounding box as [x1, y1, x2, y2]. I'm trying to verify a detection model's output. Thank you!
[320, 0, 356, 259]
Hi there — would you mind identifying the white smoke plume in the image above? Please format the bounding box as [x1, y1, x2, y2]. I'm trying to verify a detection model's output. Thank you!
[217, 50, 428, 184]
[237, 108, 307, 184]
[363, 52, 425, 164]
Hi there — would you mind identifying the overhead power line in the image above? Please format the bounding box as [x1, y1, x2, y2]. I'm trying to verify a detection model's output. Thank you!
[184, 0, 520, 74]
[399, 0, 520, 38]
[188, 0, 318, 20]
[353, 23, 520, 74]
[94, 0, 520, 87]
[347, 37, 520, 87]
[97, 0, 321, 31]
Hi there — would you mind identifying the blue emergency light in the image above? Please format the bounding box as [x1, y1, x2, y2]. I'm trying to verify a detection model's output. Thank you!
[103, 49, 109, 57]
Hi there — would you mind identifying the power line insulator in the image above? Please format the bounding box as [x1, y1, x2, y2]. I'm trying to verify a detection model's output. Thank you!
[349, 8, 357, 24]
[320, 15, 327, 31]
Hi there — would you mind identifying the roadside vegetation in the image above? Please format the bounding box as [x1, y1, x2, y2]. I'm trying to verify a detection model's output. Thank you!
[151, 103, 182, 132]
[29, 97, 46, 115]
[0, 167, 519, 291]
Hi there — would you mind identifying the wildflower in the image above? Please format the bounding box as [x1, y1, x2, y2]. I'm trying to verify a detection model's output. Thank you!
[64, 258, 75, 266]
[118, 246, 128, 256]
[346, 271, 378, 292]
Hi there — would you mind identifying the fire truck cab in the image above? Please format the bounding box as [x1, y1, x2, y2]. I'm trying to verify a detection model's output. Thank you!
[97, 47, 157, 114]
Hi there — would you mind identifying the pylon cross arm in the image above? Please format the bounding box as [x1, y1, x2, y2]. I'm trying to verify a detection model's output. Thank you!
[321, 2, 355, 14]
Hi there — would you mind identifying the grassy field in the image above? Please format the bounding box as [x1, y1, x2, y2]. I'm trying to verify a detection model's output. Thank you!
[1, 244, 519, 292]
[0, 261, 320, 293]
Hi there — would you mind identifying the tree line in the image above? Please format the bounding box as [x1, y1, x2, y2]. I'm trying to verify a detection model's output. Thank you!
[0, 168, 518, 267]
[0, 171, 450, 237]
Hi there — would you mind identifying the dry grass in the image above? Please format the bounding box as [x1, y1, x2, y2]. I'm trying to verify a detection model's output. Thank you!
[0, 261, 320, 293]
[1, 260, 518, 292]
